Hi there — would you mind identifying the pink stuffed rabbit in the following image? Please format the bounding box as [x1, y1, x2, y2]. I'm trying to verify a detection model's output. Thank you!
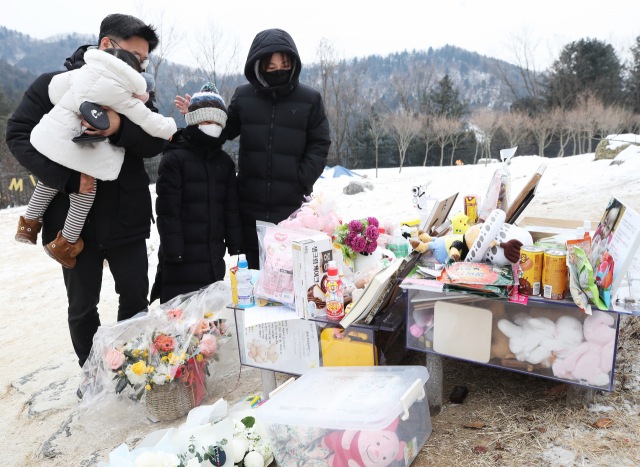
[552, 310, 616, 387]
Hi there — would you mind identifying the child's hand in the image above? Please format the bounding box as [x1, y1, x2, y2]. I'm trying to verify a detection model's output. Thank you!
[175, 94, 191, 115]
[79, 174, 95, 193]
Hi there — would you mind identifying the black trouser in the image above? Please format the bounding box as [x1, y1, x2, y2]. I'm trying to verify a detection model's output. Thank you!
[63, 239, 149, 367]
[245, 248, 260, 270]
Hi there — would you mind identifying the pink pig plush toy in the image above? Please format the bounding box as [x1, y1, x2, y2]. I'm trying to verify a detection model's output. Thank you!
[322, 418, 406, 467]
[552, 310, 616, 387]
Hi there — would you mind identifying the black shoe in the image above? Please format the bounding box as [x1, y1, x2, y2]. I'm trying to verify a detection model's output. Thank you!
[79, 102, 110, 130]
[72, 133, 108, 144]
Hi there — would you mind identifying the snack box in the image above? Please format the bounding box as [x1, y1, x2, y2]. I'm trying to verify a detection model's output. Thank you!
[257, 366, 432, 467]
[517, 217, 598, 242]
[292, 234, 333, 319]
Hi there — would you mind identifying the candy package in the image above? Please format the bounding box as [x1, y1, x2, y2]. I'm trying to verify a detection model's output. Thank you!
[440, 261, 515, 287]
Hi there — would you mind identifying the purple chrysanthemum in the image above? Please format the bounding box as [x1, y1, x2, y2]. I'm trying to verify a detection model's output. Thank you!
[365, 240, 377, 254]
[348, 219, 363, 234]
[345, 232, 357, 247]
[353, 236, 367, 253]
[367, 217, 379, 228]
[366, 225, 379, 241]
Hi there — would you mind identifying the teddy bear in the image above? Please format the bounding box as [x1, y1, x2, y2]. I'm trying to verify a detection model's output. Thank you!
[322, 418, 406, 467]
[551, 310, 616, 387]
[497, 312, 556, 366]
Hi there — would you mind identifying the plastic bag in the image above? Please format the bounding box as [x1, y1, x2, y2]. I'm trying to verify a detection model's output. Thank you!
[278, 191, 340, 236]
[440, 261, 515, 287]
[78, 282, 235, 420]
[478, 147, 516, 221]
[254, 222, 320, 304]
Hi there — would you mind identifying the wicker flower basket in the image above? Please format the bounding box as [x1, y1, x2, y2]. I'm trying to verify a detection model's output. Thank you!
[145, 381, 195, 421]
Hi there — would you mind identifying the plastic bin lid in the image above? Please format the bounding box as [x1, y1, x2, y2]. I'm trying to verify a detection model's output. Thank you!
[256, 366, 429, 431]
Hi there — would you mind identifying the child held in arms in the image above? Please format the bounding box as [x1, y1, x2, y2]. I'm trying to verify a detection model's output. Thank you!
[150, 83, 243, 304]
[16, 48, 177, 268]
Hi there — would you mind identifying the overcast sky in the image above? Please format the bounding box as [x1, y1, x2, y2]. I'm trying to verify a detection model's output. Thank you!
[3, 0, 639, 70]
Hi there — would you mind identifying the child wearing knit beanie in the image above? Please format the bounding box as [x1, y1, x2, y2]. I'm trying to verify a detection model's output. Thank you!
[185, 82, 228, 138]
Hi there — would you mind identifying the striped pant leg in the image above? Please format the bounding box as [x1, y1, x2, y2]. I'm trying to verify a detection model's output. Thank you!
[25, 181, 58, 223]
[62, 180, 97, 243]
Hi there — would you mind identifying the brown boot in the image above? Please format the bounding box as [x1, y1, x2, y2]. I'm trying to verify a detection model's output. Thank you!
[15, 216, 42, 245]
[44, 231, 84, 268]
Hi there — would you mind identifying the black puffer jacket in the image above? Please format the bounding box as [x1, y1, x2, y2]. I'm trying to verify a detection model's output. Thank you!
[150, 127, 243, 304]
[225, 29, 331, 255]
[5, 45, 164, 249]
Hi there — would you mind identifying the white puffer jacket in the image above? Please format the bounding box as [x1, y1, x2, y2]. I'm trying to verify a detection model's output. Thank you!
[30, 49, 177, 180]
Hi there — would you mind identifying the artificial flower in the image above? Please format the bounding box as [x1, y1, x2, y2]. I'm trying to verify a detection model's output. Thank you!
[353, 236, 366, 253]
[200, 334, 218, 356]
[131, 361, 147, 376]
[367, 217, 379, 228]
[365, 240, 377, 254]
[348, 219, 363, 233]
[125, 364, 148, 386]
[365, 225, 379, 241]
[166, 308, 183, 321]
[104, 349, 125, 370]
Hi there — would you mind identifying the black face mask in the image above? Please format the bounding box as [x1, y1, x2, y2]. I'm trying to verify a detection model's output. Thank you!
[263, 69, 291, 87]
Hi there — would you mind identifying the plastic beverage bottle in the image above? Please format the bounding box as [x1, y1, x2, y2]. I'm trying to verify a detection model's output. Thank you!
[388, 228, 409, 258]
[325, 261, 344, 321]
[377, 227, 388, 249]
[236, 254, 254, 308]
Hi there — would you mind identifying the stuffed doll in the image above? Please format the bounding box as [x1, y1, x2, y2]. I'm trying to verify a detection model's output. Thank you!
[409, 308, 434, 340]
[451, 212, 472, 235]
[478, 301, 515, 360]
[552, 310, 616, 386]
[322, 418, 406, 467]
[539, 315, 583, 369]
[497, 313, 556, 366]
[409, 232, 464, 263]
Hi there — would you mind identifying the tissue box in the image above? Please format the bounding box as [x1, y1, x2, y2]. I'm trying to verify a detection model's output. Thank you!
[292, 234, 333, 319]
[257, 366, 431, 467]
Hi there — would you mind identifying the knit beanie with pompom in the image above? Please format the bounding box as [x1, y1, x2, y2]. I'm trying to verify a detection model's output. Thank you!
[185, 82, 228, 127]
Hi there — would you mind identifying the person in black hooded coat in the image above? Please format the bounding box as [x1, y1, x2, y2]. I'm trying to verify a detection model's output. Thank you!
[177, 29, 331, 269]
[151, 83, 243, 304]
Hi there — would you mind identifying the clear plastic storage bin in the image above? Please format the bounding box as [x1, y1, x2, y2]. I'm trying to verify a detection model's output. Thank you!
[405, 289, 620, 391]
[257, 366, 432, 467]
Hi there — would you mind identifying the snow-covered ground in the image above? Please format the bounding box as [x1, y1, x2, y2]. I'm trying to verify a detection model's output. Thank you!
[2, 151, 640, 466]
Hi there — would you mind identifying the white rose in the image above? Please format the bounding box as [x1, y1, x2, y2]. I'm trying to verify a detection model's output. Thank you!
[244, 451, 264, 467]
[233, 438, 249, 463]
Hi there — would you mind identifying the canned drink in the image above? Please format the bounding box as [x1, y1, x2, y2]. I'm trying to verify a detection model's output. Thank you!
[542, 249, 567, 300]
[519, 246, 544, 296]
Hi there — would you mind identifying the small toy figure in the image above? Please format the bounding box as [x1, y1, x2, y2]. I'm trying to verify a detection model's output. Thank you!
[450, 212, 471, 235]
[409, 231, 464, 263]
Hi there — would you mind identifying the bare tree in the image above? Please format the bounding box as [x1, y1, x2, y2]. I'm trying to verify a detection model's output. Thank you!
[499, 112, 531, 149]
[368, 111, 385, 178]
[531, 113, 554, 157]
[389, 65, 435, 114]
[448, 120, 464, 166]
[384, 112, 420, 173]
[192, 21, 242, 103]
[158, 62, 199, 118]
[492, 28, 545, 105]
[310, 38, 367, 166]
[470, 109, 500, 164]
[432, 116, 458, 167]
[549, 107, 571, 157]
[418, 114, 435, 166]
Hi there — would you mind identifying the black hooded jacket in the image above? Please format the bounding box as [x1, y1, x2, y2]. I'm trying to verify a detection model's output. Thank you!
[150, 127, 243, 304]
[225, 29, 331, 253]
[5, 45, 164, 250]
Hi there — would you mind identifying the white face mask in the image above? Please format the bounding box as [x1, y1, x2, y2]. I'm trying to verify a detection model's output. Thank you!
[198, 124, 222, 138]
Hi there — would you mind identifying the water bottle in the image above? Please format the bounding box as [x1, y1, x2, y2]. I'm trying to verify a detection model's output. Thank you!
[236, 254, 254, 308]
[388, 228, 409, 258]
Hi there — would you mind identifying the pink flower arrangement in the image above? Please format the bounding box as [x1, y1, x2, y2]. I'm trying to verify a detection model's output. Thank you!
[167, 308, 183, 321]
[200, 334, 218, 356]
[105, 349, 125, 370]
[190, 318, 210, 336]
[335, 217, 379, 257]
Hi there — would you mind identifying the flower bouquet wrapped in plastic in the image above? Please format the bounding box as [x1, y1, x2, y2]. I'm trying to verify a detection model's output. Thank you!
[78, 282, 234, 421]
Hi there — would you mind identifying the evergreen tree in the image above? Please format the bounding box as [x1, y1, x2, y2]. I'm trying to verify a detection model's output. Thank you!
[546, 38, 623, 109]
[424, 74, 467, 119]
[628, 36, 640, 114]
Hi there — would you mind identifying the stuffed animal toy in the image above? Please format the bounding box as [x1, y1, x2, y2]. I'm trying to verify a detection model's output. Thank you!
[479, 301, 515, 360]
[322, 418, 406, 467]
[497, 313, 556, 366]
[451, 212, 472, 235]
[551, 310, 616, 386]
[409, 308, 434, 339]
[540, 315, 584, 365]
[409, 232, 464, 263]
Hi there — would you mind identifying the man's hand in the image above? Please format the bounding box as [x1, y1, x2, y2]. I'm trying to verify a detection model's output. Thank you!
[175, 94, 191, 115]
[80, 173, 96, 193]
[82, 106, 121, 136]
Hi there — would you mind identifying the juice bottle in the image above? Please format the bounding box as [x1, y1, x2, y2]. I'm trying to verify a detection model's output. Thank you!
[325, 261, 344, 320]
